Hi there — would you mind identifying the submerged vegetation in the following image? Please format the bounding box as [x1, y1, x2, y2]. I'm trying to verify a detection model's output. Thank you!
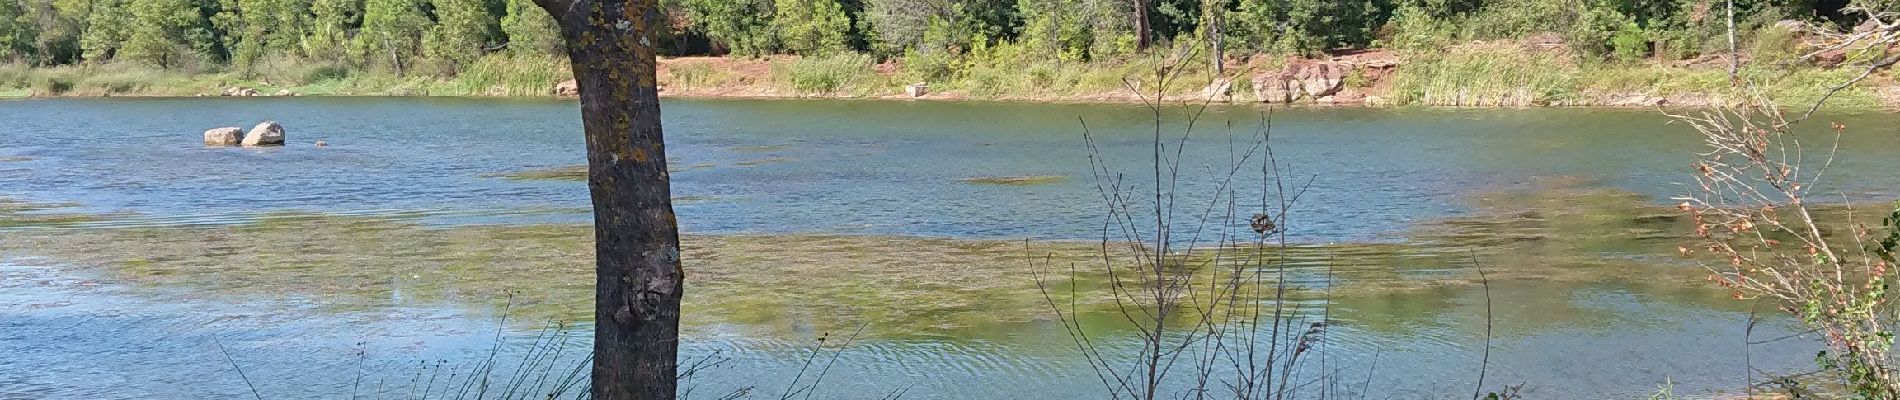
[0, 197, 108, 227]
[489, 165, 588, 181]
[0, 180, 1767, 341]
[957, 175, 1068, 186]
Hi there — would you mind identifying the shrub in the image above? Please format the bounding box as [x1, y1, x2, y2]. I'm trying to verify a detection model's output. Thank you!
[302, 63, 353, 84]
[31, 72, 74, 96]
[0, 63, 28, 89]
[665, 61, 733, 89]
[452, 54, 570, 96]
[1385, 4, 1456, 50]
[1748, 23, 1802, 68]
[1388, 43, 1577, 106]
[900, 49, 958, 83]
[772, 53, 877, 95]
[1610, 23, 1650, 63]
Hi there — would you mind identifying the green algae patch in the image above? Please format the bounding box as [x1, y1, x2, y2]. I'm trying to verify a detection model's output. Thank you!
[491, 162, 715, 181]
[0, 210, 1116, 338]
[732, 157, 797, 167]
[0, 198, 108, 228]
[731, 144, 792, 153]
[959, 175, 1068, 186]
[0, 181, 1802, 342]
[492, 165, 588, 181]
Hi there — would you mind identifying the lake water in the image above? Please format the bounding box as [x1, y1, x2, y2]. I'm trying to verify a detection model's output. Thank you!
[3, 98, 1899, 399]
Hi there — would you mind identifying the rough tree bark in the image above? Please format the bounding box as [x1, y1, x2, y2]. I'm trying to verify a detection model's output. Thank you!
[528, 0, 683, 398]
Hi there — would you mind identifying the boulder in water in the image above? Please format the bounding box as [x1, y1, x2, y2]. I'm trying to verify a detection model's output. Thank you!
[203, 127, 243, 146]
[242, 121, 285, 147]
[555, 80, 580, 97]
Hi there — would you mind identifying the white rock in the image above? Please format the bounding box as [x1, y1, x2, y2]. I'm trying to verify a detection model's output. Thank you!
[242, 121, 285, 147]
[203, 127, 243, 146]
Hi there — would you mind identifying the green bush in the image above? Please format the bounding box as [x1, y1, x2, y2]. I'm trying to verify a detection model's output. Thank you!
[1610, 23, 1650, 62]
[1749, 24, 1802, 68]
[302, 63, 353, 84]
[32, 74, 73, 96]
[451, 54, 570, 96]
[772, 53, 877, 95]
[1384, 4, 1456, 50]
[669, 61, 712, 88]
[1388, 43, 1578, 106]
[900, 49, 958, 83]
[0, 63, 28, 89]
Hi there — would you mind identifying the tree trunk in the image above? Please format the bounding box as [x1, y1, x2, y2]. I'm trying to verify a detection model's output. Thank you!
[1207, 0, 1223, 75]
[380, 33, 404, 77]
[531, 0, 683, 398]
[1134, 0, 1151, 51]
[1726, 0, 1738, 83]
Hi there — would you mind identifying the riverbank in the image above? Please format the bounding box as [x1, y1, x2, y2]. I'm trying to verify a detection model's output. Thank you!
[2, 44, 1894, 109]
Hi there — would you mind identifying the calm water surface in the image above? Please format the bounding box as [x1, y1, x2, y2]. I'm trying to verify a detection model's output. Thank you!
[3, 98, 1899, 399]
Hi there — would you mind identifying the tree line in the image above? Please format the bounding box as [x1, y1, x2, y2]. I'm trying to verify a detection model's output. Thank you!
[0, 0, 1885, 72]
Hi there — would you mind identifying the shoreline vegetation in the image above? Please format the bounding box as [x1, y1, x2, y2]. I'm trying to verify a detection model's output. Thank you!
[1, 1, 1895, 109]
[2, 48, 1894, 109]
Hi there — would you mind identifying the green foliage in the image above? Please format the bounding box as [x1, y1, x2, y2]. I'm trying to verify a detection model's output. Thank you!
[0, 61, 27, 88]
[305, 0, 359, 60]
[772, 52, 876, 94]
[1389, 43, 1579, 106]
[1875, 201, 1900, 266]
[664, 60, 736, 89]
[75, 0, 129, 62]
[773, 0, 851, 55]
[1749, 22, 1802, 67]
[1609, 22, 1648, 62]
[424, 0, 497, 70]
[0, 0, 1895, 104]
[0, 0, 31, 61]
[677, 0, 775, 57]
[121, 0, 204, 67]
[450, 52, 566, 95]
[900, 46, 957, 82]
[223, 0, 313, 73]
[500, 0, 559, 55]
[1461, 0, 1584, 40]
[1383, 3, 1454, 50]
[361, 0, 427, 72]
[1015, 0, 1091, 61]
[861, 0, 1010, 58]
